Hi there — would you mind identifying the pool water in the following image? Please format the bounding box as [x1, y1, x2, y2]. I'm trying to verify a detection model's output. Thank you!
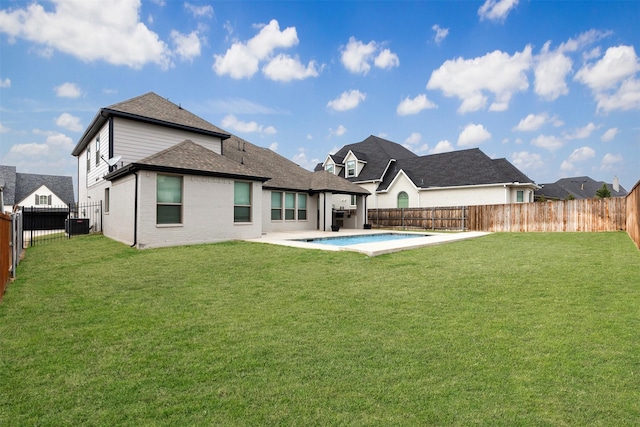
[300, 233, 429, 246]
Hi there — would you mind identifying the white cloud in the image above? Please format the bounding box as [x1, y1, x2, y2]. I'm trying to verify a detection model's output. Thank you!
[513, 113, 549, 132]
[575, 45, 640, 113]
[170, 30, 201, 62]
[396, 94, 437, 116]
[560, 160, 574, 171]
[0, 123, 10, 133]
[534, 41, 573, 101]
[340, 37, 399, 75]
[531, 134, 564, 151]
[268, 142, 278, 152]
[404, 132, 422, 145]
[564, 122, 598, 140]
[430, 140, 454, 154]
[213, 19, 302, 79]
[328, 125, 347, 137]
[457, 123, 491, 147]
[9, 142, 49, 156]
[262, 54, 320, 82]
[0, 77, 10, 88]
[432, 24, 449, 44]
[478, 0, 519, 22]
[427, 46, 532, 113]
[220, 114, 274, 135]
[291, 147, 318, 171]
[374, 49, 400, 69]
[184, 3, 214, 18]
[55, 113, 83, 132]
[0, 0, 171, 69]
[568, 146, 596, 162]
[327, 90, 366, 112]
[601, 127, 619, 142]
[600, 153, 623, 171]
[511, 151, 544, 170]
[54, 82, 82, 98]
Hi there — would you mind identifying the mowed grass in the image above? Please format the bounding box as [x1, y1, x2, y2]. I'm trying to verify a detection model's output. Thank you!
[1, 232, 639, 426]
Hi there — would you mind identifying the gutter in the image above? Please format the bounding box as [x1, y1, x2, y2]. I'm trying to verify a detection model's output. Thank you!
[130, 172, 138, 248]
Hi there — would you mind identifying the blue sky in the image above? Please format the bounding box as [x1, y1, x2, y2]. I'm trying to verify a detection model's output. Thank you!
[1, 0, 639, 193]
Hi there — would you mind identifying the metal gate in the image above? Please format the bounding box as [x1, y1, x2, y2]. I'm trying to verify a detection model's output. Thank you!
[20, 201, 102, 247]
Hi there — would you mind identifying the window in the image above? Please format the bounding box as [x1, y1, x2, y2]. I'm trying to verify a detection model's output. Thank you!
[157, 175, 182, 224]
[350, 194, 357, 206]
[346, 160, 356, 177]
[517, 190, 524, 203]
[271, 191, 282, 220]
[35, 194, 51, 205]
[95, 137, 101, 166]
[298, 194, 307, 220]
[397, 191, 409, 208]
[234, 181, 251, 222]
[87, 146, 91, 172]
[285, 192, 295, 220]
[326, 164, 334, 174]
[105, 188, 110, 213]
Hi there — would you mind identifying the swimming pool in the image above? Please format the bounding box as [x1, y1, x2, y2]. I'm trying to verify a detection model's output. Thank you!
[298, 232, 429, 246]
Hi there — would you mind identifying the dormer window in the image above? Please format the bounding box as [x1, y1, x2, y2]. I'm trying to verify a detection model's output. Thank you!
[326, 164, 334, 174]
[346, 160, 356, 177]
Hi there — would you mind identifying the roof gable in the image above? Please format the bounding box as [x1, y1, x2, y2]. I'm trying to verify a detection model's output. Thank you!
[377, 148, 535, 191]
[14, 172, 75, 205]
[72, 92, 230, 156]
[331, 135, 417, 182]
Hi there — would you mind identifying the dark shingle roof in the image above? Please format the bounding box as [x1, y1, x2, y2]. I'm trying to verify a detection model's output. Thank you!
[10, 171, 75, 205]
[72, 92, 230, 156]
[0, 165, 17, 206]
[222, 135, 369, 195]
[536, 176, 628, 199]
[106, 140, 268, 182]
[377, 148, 535, 191]
[318, 135, 417, 181]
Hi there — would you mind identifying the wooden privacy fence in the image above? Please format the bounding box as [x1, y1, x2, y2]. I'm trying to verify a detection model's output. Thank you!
[1, 212, 10, 302]
[467, 197, 627, 232]
[626, 180, 640, 250]
[368, 206, 468, 230]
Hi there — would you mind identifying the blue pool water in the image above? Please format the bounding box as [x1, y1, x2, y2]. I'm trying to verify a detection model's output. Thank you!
[300, 233, 429, 246]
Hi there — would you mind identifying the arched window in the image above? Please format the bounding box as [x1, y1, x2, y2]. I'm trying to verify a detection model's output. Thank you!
[397, 191, 409, 208]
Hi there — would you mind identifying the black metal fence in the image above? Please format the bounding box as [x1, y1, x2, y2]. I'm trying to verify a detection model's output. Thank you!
[20, 201, 102, 247]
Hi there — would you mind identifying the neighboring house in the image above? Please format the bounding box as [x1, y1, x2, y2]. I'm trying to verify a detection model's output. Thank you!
[535, 176, 628, 201]
[317, 135, 538, 209]
[71, 92, 368, 249]
[0, 165, 75, 213]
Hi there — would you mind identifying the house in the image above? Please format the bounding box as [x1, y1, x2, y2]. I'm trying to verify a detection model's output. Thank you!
[535, 176, 628, 201]
[316, 135, 538, 209]
[0, 165, 75, 213]
[71, 92, 368, 249]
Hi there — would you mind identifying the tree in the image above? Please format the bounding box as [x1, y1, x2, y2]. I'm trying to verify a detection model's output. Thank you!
[596, 183, 611, 198]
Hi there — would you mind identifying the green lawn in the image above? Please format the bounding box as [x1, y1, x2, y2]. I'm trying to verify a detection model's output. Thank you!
[1, 232, 639, 426]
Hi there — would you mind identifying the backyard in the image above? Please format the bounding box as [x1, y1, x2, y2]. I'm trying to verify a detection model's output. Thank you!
[1, 232, 639, 426]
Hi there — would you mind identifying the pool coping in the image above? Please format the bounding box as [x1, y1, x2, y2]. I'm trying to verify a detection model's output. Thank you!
[244, 229, 490, 256]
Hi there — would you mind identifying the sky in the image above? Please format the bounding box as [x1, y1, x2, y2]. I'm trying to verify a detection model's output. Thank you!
[1, 0, 639, 195]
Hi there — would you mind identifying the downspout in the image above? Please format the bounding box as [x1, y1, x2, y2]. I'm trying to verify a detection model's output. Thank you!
[130, 172, 138, 247]
[323, 192, 326, 231]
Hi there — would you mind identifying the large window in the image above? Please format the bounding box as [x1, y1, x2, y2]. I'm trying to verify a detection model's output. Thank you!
[157, 175, 182, 224]
[326, 164, 334, 174]
[517, 190, 524, 203]
[298, 194, 307, 220]
[234, 181, 251, 222]
[346, 160, 356, 177]
[397, 191, 409, 208]
[87, 146, 91, 172]
[350, 194, 357, 206]
[285, 192, 295, 220]
[271, 191, 282, 220]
